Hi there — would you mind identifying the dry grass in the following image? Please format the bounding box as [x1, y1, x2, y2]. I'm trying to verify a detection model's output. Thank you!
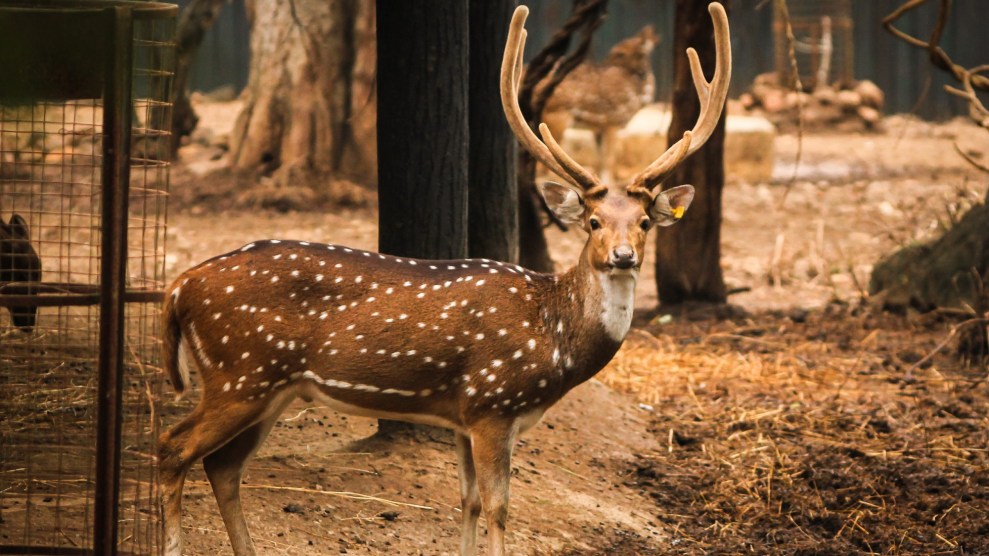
[598, 307, 989, 554]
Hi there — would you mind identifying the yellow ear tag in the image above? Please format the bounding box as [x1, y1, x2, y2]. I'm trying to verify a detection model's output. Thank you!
[672, 206, 685, 219]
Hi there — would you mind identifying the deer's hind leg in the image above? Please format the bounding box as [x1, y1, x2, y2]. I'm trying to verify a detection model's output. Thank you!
[203, 397, 291, 556]
[159, 392, 291, 556]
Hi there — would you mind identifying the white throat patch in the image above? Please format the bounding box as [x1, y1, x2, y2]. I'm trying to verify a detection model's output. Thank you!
[596, 272, 636, 342]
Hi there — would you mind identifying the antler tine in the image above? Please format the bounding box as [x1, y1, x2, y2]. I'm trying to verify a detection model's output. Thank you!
[629, 2, 732, 190]
[539, 124, 600, 188]
[501, 6, 599, 190]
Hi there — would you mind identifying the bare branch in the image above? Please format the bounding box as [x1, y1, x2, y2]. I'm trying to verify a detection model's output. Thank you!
[882, 0, 989, 91]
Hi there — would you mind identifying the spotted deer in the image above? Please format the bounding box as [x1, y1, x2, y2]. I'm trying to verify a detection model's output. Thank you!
[542, 24, 660, 177]
[158, 4, 730, 555]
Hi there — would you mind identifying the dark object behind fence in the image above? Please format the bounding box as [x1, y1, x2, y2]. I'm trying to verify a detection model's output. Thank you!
[0, 1, 175, 554]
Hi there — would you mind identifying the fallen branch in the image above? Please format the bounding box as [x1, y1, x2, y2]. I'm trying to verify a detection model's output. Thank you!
[903, 317, 988, 379]
[185, 481, 435, 510]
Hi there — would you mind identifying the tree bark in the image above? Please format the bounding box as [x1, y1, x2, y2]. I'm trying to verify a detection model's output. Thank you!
[376, 0, 468, 260]
[229, 0, 369, 187]
[517, 156, 554, 271]
[870, 200, 989, 312]
[468, 0, 518, 263]
[376, 0, 469, 436]
[654, 0, 730, 305]
[170, 0, 228, 156]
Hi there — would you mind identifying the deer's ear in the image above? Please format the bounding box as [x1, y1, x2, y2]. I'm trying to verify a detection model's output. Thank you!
[640, 25, 659, 47]
[9, 214, 30, 239]
[537, 181, 585, 224]
[649, 185, 694, 227]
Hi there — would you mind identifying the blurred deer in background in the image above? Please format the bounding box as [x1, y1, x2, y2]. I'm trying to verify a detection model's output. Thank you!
[158, 4, 729, 555]
[0, 213, 42, 331]
[541, 24, 660, 179]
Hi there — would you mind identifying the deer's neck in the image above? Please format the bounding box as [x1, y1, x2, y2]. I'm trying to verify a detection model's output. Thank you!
[545, 250, 637, 390]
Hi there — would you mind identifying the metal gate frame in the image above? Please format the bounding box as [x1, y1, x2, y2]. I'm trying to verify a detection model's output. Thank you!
[0, 2, 176, 554]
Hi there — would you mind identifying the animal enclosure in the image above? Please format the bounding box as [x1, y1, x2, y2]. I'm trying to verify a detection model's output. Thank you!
[0, 1, 175, 554]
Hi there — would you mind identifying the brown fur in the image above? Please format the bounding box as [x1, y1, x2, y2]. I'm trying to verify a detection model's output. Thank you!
[543, 26, 659, 133]
[161, 288, 185, 395]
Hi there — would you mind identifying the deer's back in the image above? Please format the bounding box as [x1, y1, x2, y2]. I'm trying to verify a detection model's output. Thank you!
[169, 240, 567, 426]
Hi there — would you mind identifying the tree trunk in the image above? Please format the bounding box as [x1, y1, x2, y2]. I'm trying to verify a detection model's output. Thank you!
[654, 0, 730, 305]
[344, 2, 377, 184]
[517, 156, 554, 271]
[376, 0, 469, 436]
[870, 200, 989, 312]
[170, 0, 228, 157]
[468, 0, 518, 263]
[229, 0, 369, 187]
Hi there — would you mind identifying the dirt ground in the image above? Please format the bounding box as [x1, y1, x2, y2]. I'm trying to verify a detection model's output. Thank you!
[161, 101, 989, 555]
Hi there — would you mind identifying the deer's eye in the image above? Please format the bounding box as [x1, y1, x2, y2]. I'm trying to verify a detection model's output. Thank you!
[639, 219, 651, 231]
[589, 217, 602, 231]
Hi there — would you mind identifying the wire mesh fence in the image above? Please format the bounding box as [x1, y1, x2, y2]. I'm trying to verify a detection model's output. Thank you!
[0, 2, 175, 554]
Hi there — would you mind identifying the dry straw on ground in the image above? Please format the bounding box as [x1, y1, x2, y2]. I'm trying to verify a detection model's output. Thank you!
[599, 307, 989, 554]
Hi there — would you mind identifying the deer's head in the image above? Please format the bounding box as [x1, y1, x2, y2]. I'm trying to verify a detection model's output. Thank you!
[606, 25, 660, 69]
[502, 3, 730, 276]
[1, 214, 42, 331]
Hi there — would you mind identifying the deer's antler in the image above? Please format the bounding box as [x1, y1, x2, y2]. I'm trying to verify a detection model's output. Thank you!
[628, 2, 731, 192]
[501, 6, 601, 191]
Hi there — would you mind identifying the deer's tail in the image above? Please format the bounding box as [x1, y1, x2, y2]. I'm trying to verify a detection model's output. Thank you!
[161, 283, 189, 400]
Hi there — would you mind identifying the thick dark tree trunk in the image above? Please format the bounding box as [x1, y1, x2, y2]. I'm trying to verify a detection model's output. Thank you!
[376, 0, 469, 436]
[170, 0, 228, 156]
[517, 157, 554, 270]
[376, 0, 468, 260]
[468, 0, 519, 263]
[654, 0, 730, 305]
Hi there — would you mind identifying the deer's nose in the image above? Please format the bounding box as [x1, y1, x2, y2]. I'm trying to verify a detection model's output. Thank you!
[610, 246, 636, 269]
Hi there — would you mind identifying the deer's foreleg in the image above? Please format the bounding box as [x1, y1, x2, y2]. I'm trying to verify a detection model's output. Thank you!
[470, 421, 517, 556]
[456, 432, 482, 556]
